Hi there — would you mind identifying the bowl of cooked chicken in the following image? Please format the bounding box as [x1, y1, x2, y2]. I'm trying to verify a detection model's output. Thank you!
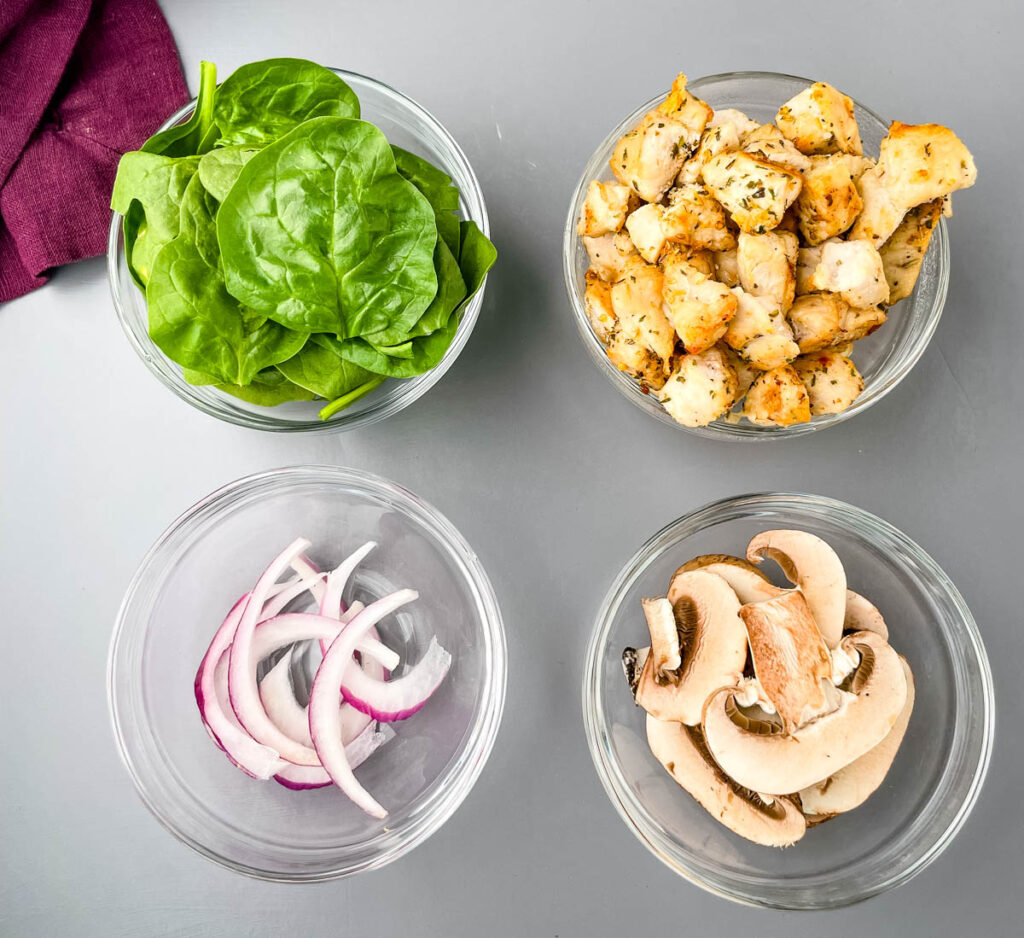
[564, 71, 976, 437]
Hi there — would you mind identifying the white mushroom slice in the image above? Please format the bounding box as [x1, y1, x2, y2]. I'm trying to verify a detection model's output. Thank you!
[775, 82, 863, 156]
[583, 231, 638, 282]
[878, 198, 943, 304]
[725, 289, 799, 370]
[794, 154, 864, 244]
[578, 180, 634, 237]
[635, 569, 747, 725]
[794, 352, 864, 416]
[676, 553, 783, 604]
[702, 151, 802, 235]
[739, 590, 839, 731]
[742, 123, 812, 174]
[742, 364, 811, 427]
[661, 253, 738, 353]
[737, 229, 799, 313]
[747, 529, 847, 647]
[799, 657, 914, 816]
[702, 631, 908, 794]
[809, 240, 889, 309]
[642, 597, 680, 679]
[656, 347, 738, 427]
[646, 715, 806, 848]
[712, 248, 740, 287]
[787, 292, 847, 353]
[662, 184, 736, 252]
[583, 271, 616, 342]
[844, 590, 889, 640]
[622, 645, 650, 695]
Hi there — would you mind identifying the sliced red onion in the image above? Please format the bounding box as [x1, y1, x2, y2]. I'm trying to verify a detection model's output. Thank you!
[341, 637, 451, 722]
[274, 724, 395, 791]
[309, 590, 418, 817]
[320, 541, 377, 620]
[259, 649, 312, 746]
[260, 571, 325, 620]
[290, 555, 326, 603]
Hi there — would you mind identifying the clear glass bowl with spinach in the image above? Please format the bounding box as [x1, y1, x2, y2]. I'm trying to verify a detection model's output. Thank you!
[109, 60, 493, 432]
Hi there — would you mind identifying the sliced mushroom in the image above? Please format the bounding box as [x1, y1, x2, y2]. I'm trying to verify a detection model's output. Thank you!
[635, 569, 747, 725]
[622, 645, 650, 696]
[642, 597, 680, 679]
[747, 529, 847, 647]
[647, 714, 806, 847]
[702, 630, 908, 794]
[799, 657, 914, 816]
[844, 589, 889, 640]
[677, 553, 783, 604]
[739, 590, 840, 731]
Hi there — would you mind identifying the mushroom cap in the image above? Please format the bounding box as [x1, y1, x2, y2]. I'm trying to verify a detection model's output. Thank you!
[635, 569, 747, 725]
[677, 554, 784, 604]
[646, 714, 806, 848]
[844, 589, 889, 640]
[702, 630, 908, 794]
[799, 656, 914, 815]
[642, 597, 681, 678]
[747, 529, 848, 647]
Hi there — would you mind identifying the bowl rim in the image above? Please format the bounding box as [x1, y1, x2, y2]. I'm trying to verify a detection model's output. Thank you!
[581, 491, 994, 909]
[107, 464, 508, 881]
[562, 70, 951, 441]
[108, 67, 491, 434]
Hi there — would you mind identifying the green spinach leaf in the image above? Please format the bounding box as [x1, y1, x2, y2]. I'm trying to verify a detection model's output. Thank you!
[185, 366, 317, 405]
[452, 220, 497, 313]
[197, 145, 261, 202]
[141, 61, 219, 158]
[393, 146, 460, 257]
[275, 336, 374, 400]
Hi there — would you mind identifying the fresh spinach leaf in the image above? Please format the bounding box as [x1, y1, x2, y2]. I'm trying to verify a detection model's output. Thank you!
[197, 145, 261, 202]
[212, 58, 359, 148]
[275, 337, 374, 400]
[141, 61, 219, 158]
[333, 312, 463, 377]
[393, 146, 460, 257]
[185, 366, 317, 405]
[217, 117, 438, 338]
[452, 220, 497, 313]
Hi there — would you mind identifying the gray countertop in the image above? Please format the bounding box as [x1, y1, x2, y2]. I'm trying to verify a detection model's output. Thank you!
[2, 0, 1021, 934]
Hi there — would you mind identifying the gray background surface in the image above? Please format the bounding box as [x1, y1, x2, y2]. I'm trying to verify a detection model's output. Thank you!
[1, 0, 1020, 934]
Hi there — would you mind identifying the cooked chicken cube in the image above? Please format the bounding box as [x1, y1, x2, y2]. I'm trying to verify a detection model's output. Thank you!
[713, 248, 740, 287]
[834, 152, 875, 181]
[775, 82, 863, 155]
[710, 108, 761, 138]
[849, 122, 977, 245]
[583, 270, 616, 342]
[787, 292, 847, 353]
[625, 203, 670, 263]
[658, 73, 714, 141]
[583, 231, 638, 282]
[794, 155, 864, 244]
[609, 262, 676, 374]
[662, 254, 738, 353]
[677, 123, 740, 185]
[737, 230, 799, 312]
[725, 288, 800, 369]
[742, 364, 811, 426]
[794, 352, 865, 415]
[670, 247, 716, 278]
[742, 123, 812, 174]
[832, 304, 887, 345]
[578, 180, 634, 237]
[702, 152, 802, 234]
[809, 240, 888, 308]
[662, 184, 737, 252]
[719, 342, 762, 395]
[795, 243, 824, 294]
[657, 346, 738, 427]
[611, 111, 692, 203]
[878, 198, 943, 304]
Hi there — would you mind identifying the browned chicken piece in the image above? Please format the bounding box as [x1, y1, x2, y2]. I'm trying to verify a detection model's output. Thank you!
[713, 248, 740, 287]
[878, 198, 943, 304]
[662, 253, 739, 353]
[775, 82, 863, 155]
[848, 122, 977, 245]
[583, 230, 638, 282]
[833, 152, 875, 181]
[710, 107, 760, 138]
[583, 270, 616, 342]
[662, 184, 737, 252]
[795, 243, 825, 294]
[743, 364, 812, 426]
[737, 229, 799, 313]
[725, 288, 800, 370]
[658, 73, 714, 140]
[742, 123, 812, 174]
[677, 122, 741, 185]
[578, 180, 634, 237]
[809, 240, 889, 308]
[794, 155, 864, 244]
[657, 346, 739, 427]
[831, 304, 887, 346]
[607, 262, 677, 386]
[794, 352, 865, 415]
[787, 292, 848, 353]
[624, 203, 670, 263]
[669, 247, 717, 278]
[702, 152, 802, 234]
[719, 342, 762, 395]
[831, 341, 855, 357]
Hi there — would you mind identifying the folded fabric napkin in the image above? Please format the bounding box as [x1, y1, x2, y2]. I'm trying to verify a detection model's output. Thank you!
[0, 0, 188, 303]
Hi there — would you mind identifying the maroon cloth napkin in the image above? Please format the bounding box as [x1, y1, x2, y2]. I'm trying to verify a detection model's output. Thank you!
[0, 0, 188, 302]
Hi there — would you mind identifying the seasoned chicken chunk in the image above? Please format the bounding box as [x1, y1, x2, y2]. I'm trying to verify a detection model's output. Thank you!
[710, 108, 760, 138]
[737, 229, 799, 312]
[578, 180, 634, 237]
[702, 152, 802, 234]
[657, 346, 738, 427]
[742, 123, 812, 174]
[809, 240, 889, 308]
[625, 203, 670, 263]
[794, 352, 865, 415]
[878, 198, 943, 304]
[658, 73, 714, 141]
[743, 364, 811, 426]
[832, 304, 887, 345]
[713, 248, 740, 287]
[670, 247, 716, 278]
[677, 123, 740, 185]
[725, 288, 800, 370]
[794, 155, 864, 244]
[583, 230, 638, 282]
[719, 342, 762, 395]
[610, 111, 692, 203]
[662, 184, 736, 252]
[661, 253, 738, 353]
[583, 270, 616, 342]
[775, 82, 863, 155]
[787, 292, 847, 353]
[848, 122, 977, 245]
[795, 243, 825, 294]
[606, 263, 676, 388]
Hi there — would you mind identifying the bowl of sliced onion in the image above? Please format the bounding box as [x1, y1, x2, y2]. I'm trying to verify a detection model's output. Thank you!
[108, 466, 506, 881]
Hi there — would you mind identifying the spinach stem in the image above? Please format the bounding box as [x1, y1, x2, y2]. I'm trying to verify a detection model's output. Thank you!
[318, 375, 386, 420]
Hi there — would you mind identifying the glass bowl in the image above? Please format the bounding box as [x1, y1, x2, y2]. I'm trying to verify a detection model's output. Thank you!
[109, 70, 490, 433]
[582, 493, 993, 909]
[563, 72, 950, 440]
[108, 466, 506, 881]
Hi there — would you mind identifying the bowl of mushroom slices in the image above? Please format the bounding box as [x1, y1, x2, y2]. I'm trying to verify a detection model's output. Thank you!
[582, 494, 993, 909]
[564, 71, 977, 438]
